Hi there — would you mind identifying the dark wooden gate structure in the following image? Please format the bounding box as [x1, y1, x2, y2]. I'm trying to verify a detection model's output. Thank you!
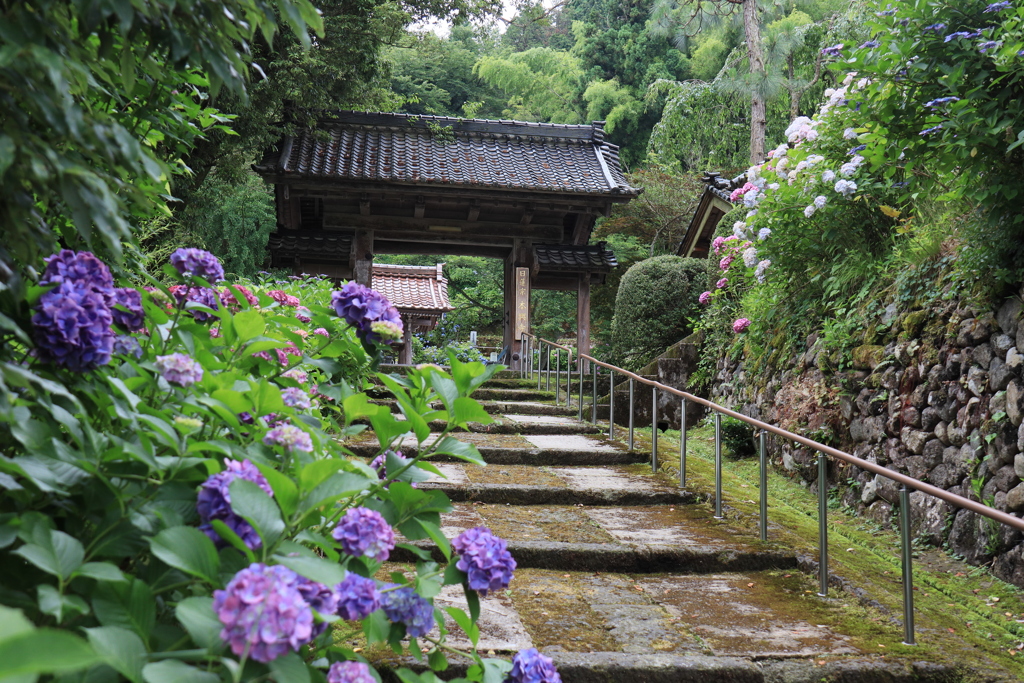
[255, 110, 640, 368]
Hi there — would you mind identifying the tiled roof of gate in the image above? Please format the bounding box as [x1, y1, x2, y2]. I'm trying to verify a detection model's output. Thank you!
[372, 263, 452, 313]
[535, 243, 618, 271]
[254, 111, 639, 197]
[267, 230, 352, 259]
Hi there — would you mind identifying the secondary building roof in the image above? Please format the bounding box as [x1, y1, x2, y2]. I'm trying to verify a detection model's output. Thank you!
[255, 111, 639, 198]
[534, 243, 618, 272]
[371, 263, 452, 314]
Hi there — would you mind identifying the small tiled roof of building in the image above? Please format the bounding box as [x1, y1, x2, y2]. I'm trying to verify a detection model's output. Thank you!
[254, 111, 639, 197]
[267, 230, 352, 261]
[372, 263, 452, 313]
[703, 172, 746, 201]
[534, 243, 618, 271]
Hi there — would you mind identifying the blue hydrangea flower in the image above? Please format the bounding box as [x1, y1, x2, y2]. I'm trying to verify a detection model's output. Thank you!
[281, 387, 312, 411]
[923, 23, 946, 33]
[331, 282, 403, 343]
[370, 450, 418, 489]
[859, 40, 880, 49]
[978, 40, 1001, 53]
[452, 527, 517, 597]
[925, 97, 960, 107]
[112, 335, 143, 359]
[332, 508, 395, 561]
[295, 576, 340, 639]
[944, 31, 979, 42]
[263, 424, 313, 453]
[111, 287, 145, 332]
[820, 44, 843, 56]
[197, 459, 275, 549]
[40, 250, 114, 300]
[213, 563, 314, 663]
[169, 248, 225, 282]
[919, 124, 944, 136]
[32, 281, 114, 371]
[380, 585, 434, 637]
[155, 353, 203, 387]
[335, 572, 381, 621]
[327, 661, 377, 683]
[985, 1, 1010, 12]
[171, 285, 221, 322]
[508, 648, 561, 683]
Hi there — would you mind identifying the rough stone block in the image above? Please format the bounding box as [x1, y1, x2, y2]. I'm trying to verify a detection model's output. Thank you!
[1007, 347, 1024, 371]
[966, 366, 989, 397]
[1007, 379, 1024, 426]
[934, 421, 949, 445]
[994, 333, 1015, 354]
[921, 406, 941, 432]
[990, 358, 1012, 392]
[900, 405, 920, 428]
[1015, 453, 1024, 480]
[972, 343, 994, 370]
[900, 426, 930, 454]
[994, 464, 1021, 494]
[997, 297, 1021, 336]
[905, 455, 928, 480]
[929, 463, 958, 489]
[909, 490, 952, 546]
[922, 438, 944, 468]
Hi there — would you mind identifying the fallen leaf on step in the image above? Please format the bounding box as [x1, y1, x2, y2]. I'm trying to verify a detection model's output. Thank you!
[747, 583, 755, 588]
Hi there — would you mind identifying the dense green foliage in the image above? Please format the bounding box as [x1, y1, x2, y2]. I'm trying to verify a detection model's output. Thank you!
[610, 255, 706, 369]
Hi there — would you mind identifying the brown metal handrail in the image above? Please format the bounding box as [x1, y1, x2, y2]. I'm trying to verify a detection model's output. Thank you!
[560, 348, 1024, 646]
[519, 333, 573, 406]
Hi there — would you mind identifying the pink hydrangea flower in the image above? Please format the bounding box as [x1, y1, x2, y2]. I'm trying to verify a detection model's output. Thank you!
[716, 278, 728, 289]
[733, 318, 751, 333]
[698, 291, 711, 305]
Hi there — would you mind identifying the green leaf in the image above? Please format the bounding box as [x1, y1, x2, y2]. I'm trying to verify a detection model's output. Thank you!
[363, 609, 391, 644]
[0, 608, 98, 678]
[442, 563, 467, 587]
[302, 472, 374, 511]
[255, 464, 299, 519]
[299, 459, 348, 491]
[75, 562, 127, 583]
[85, 626, 146, 683]
[142, 660, 220, 683]
[92, 580, 155, 641]
[268, 652, 310, 683]
[175, 597, 223, 651]
[149, 527, 219, 583]
[369, 410, 412, 449]
[229, 479, 285, 549]
[208, 520, 256, 563]
[13, 530, 84, 581]
[431, 437, 485, 466]
[450, 397, 492, 426]
[444, 607, 478, 648]
[412, 519, 450, 561]
[233, 310, 265, 342]
[465, 589, 480, 622]
[271, 554, 346, 586]
[37, 585, 89, 623]
[429, 373, 458, 411]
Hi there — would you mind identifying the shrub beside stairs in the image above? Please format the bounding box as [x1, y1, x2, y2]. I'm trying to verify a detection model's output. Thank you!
[349, 371, 1011, 682]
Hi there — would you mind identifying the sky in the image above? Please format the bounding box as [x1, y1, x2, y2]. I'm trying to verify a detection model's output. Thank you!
[413, 0, 557, 37]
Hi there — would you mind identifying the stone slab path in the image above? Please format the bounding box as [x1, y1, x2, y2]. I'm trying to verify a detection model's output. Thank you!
[350, 371, 975, 682]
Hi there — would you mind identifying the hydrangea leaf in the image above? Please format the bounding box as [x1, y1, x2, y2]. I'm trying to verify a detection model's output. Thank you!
[142, 659, 220, 683]
[85, 626, 146, 683]
[92, 580, 155, 641]
[268, 652, 310, 683]
[174, 597, 223, 651]
[149, 527, 220, 583]
[228, 479, 285, 550]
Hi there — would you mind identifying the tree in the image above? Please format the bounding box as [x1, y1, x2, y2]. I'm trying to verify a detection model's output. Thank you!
[474, 48, 588, 122]
[0, 0, 322, 279]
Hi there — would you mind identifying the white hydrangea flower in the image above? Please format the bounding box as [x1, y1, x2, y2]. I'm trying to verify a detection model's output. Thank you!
[755, 259, 771, 283]
[814, 195, 827, 208]
[806, 154, 824, 166]
[747, 165, 761, 182]
[795, 161, 809, 172]
[733, 222, 748, 239]
[784, 116, 813, 139]
[835, 179, 858, 196]
[742, 188, 760, 207]
[857, 77, 870, 89]
[804, 205, 816, 218]
[839, 162, 858, 177]
[843, 128, 858, 140]
[822, 170, 836, 183]
[850, 155, 865, 168]
[743, 246, 758, 268]
[746, 210, 758, 218]
[805, 129, 819, 141]
[768, 183, 780, 191]
[776, 158, 789, 171]
[757, 228, 771, 241]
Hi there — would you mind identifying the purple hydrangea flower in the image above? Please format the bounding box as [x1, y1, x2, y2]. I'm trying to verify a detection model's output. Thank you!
[40, 250, 114, 300]
[369, 450, 419, 489]
[820, 44, 843, 57]
[197, 459, 274, 549]
[172, 285, 221, 322]
[295, 306, 312, 323]
[327, 662, 376, 683]
[985, 1, 1010, 12]
[452, 527, 516, 597]
[859, 40, 879, 49]
[733, 318, 752, 333]
[111, 287, 145, 332]
[943, 31, 978, 42]
[313, 328, 330, 337]
[331, 282, 404, 343]
[169, 248, 225, 282]
[281, 387, 312, 411]
[282, 369, 309, 383]
[848, 145, 866, 155]
[698, 291, 711, 305]
[32, 281, 114, 371]
[263, 424, 314, 453]
[923, 23, 946, 33]
[716, 278, 728, 290]
[295, 576, 340, 639]
[332, 507, 395, 561]
[335, 572, 381, 621]
[380, 585, 434, 637]
[112, 335, 143, 359]
[213, 563, 314, 663]
[155, 353, 203, 387]
[978, 40, 1000, 53]
[508, 648, 561, 683]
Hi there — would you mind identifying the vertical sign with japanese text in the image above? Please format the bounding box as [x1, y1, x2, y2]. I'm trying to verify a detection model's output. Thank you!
[514, 267, 530, 338]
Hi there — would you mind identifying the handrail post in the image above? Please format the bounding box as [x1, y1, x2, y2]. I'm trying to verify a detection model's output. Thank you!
[520, 334, 525, 378]
[537, 341, 542, 390]
[608, 372, 615, 440]
[714, 412, 723, 519]
[592, 362, 598, 424]
[817, 452, 829, 597]
[628, 378, 635, 451]
[651, 386, 658, 473]
[566, 352, 571, 408]
[680, 398, 687, 488]
[546, 345, 551, 393]
[759, 430, 768, 542]
[900, 484, 916, 645]
[578, 357, 584, 421]
[555, 349, 560, 405]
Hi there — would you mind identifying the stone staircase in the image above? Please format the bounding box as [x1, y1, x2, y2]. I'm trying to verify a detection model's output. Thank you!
[347, 371, 1010, 682]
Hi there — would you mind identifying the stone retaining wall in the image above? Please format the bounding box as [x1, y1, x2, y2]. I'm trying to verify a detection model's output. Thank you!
[710, 296, 1024, 587]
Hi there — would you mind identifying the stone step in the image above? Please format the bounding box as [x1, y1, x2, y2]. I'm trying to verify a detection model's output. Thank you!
[472, 388, 558, 401]
[371, 399, 579, 417]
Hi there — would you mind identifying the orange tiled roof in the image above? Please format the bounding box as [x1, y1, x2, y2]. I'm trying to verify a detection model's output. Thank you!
[371, 263, 452, 313]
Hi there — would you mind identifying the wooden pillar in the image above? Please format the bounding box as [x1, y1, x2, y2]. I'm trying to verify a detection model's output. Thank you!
[352, 230, 373, 285]
[502, 255, 513, 365]
[399, 314, 413, 365]
[577, 272, 591, 372]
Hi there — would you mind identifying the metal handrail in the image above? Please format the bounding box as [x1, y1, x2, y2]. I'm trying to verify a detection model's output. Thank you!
[555, 348, 1024, 647]
[519, 332, 573, 407]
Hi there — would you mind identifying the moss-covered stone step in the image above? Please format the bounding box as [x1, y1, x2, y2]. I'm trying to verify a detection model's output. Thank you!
[371, 399, 579, 417]
[344, 433, 644, 465]
[471, 388, 558, 401]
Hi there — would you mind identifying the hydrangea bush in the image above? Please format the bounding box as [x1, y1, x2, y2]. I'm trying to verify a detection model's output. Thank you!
[0, 249, 552, 682]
